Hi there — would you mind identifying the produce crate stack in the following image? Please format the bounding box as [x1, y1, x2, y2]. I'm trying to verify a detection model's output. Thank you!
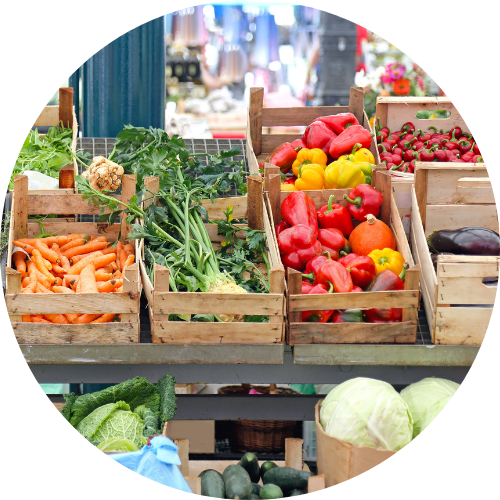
[410, 163, 498, 345]
[140, 175, 286, 344]
[5, 174, 141, 344]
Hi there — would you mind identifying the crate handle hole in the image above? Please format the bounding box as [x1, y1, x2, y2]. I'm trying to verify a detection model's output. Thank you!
[482, 277, 498, 288]
[414, 110, 451, 120]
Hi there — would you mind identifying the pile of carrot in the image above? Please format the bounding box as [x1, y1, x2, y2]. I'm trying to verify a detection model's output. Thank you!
[12, 233, 135, 324]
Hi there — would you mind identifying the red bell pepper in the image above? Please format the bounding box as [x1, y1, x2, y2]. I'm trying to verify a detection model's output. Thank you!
[401, 121, 416, 133]
[275, 220, 291, 238]
[377, 131, 388, 143]
[403, 149, 416, 162]
[329, 125, 373, 159]
[472, 154, 483, 163]
[412, 141, 425, 152]
[418, 131, 432, 143]
[265, 142, 302, 174]
[434, 149, 448, 162]
[364, 269, 405, 323]
[392, 146, 403, 158]
[314, 260, 353, 292]
[331, 309, 364, 322]
[281, 191, 318, 238]
[277, 224, 322, 271]
[457, 139, 472, 154]
[291, 139, 306, 150]
[473, 142, 481, 155]
[315, 113, 359, 135]
[444, 150, 459, 161]
[448, 127, 462, 141]
[302, 254, 330, 282]
[385, 138, 397, 149]
[378, 142, 391, 154]
[316, 195, 354, 237]
[302, 282, 334, 323]
[302, 280, 315, 294]
[318, 228, 345, 260]
[338, 253, 377, 289]
[351, 286, 363, 293]
[391, 153, 403, 164]
[343, 184, 383, 221]
[284, 175, 297, 184]
[461, 151, 475, 163]
[302, 120, 337, 155]
[418, 147, 438, 162]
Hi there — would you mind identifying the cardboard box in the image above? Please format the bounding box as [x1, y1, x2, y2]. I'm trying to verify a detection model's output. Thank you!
[166, 420, 215, 454]
[315, 401, 395, 487]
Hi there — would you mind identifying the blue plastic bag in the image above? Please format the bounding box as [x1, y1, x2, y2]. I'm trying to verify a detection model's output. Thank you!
[108, 436, 192, 492]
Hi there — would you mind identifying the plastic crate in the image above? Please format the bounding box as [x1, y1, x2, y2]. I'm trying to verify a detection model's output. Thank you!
[303, 421, 317, 461]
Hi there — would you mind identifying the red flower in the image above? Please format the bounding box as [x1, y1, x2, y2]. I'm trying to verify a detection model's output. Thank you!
[393, 78, 411, 95]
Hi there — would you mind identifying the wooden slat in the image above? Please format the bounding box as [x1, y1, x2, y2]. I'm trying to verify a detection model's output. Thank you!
[140, 261, 154, 307]
[436, 259, 499, 278]
[153, 292, 283, 316]
[425, 204, 499, 236]
[378, 170, 392, 227]
[121, 264, 140, 333]
[268, 174, 281, 226]
[6, 292, 139, 315]
[13, 175, 28, 240]
[33, 106, 59, 127]
[436, 277, 497, 305]
[120, 175, 136, 236]
[143, 176, 160, 209]
[27, 222, 121, 239]
[201, 196, 247, 220]
[414, 167, 428, 229]
[261, 106, 349, 126]
[289, 321, 417, 344]
[285, 438, 304, 470]
[26, 193, 119, 215]
[249, 88, 264, 155]
[261, 134, 302, 153]
[58, 87, 74, 128]
[434, 307, 491, 345]
[6, 268, 22, 322]
[152, 322, 283, 344]
[247, 175, 264, 230]
[264, 164, 280, 192]
[402, 266, 420, 323]
[308, 475, 326, 493]
[289, 290, 419, 311]
[391, 195, 414, 265]
[174, 439, 190, 477]
[13, 322, 139, 344]
[349, 87, 365, 124]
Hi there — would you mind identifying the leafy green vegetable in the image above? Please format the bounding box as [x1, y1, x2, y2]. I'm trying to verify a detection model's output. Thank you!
[62, 376, 161, 428]
[157, 374, 177, 426]
[419, 394, 453, 433]
[135, 405, 160, 437]
[0, 211, 11, 254]
[320, 377, 413, 451]
[97, 437, 140, 453]
[76, 401, 146, 448]
[400, 377, 459, 438]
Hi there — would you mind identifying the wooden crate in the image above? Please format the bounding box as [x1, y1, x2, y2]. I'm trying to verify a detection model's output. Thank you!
[169, 436, 325, 495]
[32, 87, 79, 192]
[376, 96, 476, 231]
[139, 176, 286, 344]
[410, 163, 498, 345]
[246, 86, 380, 174]
[5, 174, 141, 344]
[266, 170, 419, 345]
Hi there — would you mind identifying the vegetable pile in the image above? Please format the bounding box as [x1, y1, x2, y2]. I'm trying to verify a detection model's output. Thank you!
[12, 231, 135, 324]
[262, 113, 376, 192]
[375, 121, 483, 173]
[276, 188, 409, 324]
[61, 375, 177, 451]
[11, 124, 90, 189]
[319, 376, 460, 450]
[199, 452, 312, 499]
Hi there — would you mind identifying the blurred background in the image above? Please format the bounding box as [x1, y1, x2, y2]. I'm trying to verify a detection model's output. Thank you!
[49, 4, 441, 138]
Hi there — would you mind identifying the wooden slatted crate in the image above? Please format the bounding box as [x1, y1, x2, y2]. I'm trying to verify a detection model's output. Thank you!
[375, 96, 477, 231]
[266, 169, 420, 345]
[5, 174, 141, 344]
[169, 436, 325, 495]
[139, 176, 286, 344]
[246, 86, 380, 174]
[410, 163, 498, 345]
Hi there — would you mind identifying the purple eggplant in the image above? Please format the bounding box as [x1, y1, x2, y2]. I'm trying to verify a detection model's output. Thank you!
[428, 227, 500, 256]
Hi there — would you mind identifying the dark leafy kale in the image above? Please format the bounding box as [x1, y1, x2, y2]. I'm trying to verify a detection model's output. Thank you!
[157, 374, 177, 427]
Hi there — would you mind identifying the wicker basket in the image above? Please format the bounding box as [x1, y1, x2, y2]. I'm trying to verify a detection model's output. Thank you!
[218, 384, 300, 454]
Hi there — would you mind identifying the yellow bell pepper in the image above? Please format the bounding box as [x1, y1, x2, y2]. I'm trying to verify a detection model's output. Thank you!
[291, 148, 328, 177]
[339, 143, 375, 165]
[281, 183, 297, 191]
[295, 163, 324, 190]
[324, 159, 365, 189]
[368, 248, 406, 275]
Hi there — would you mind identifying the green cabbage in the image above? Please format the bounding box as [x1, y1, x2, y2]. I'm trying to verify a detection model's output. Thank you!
[400, 378, 459, 438]
[76, 401, 146, 449]
[420, 395, 453, 433]
[97, 438, 140, 453]
[320, 377, 413, 451]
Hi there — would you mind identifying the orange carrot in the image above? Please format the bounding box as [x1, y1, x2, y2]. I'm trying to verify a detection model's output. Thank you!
[70, 250, 104, 265]
[91, 313, 117, 323]
[14, 238, 37, 246]
[69, 253, 116, 275]
[59, 235, 91, 253]
[67, 251, 104, 275]
[80, 264, 98, 293]
[39, 235, 73, 247]
[22, 276, 30, 288]
[59, 254, 71, 273]
[115, 286, 124, 292]
[116, 241, 124, 269]
[44, 314, 70, 324]
[31, 315, 52, 323]
[36, 282, 54, 293]
[109, 261, 118, 272]
[95, 269, 113, 281]
[13, 251, 27, 275]
[101, 245, 118, 256]
[52, 286, 75, 293]
[112, 278, 123, 290]
[97, 280, 115, 293]
[63, 275, 79, 287]
[122, 254, 135, 271]
[70, 280, 79, 292]
[32, 249, 56, 284]
[118, 249, 128, 272]
[123, 243, 135, 255]
[22, 315, 31, 322]
[52, 277, 63, 287]
[65, 314, 80, 324]
[27, 261, 51, 289]
[42, 257, 53, 270]
[22, 288, 34, 294]
[75, 314, 101, 323]
[63, 240, 108, 259]
[35, 239, 60, 264]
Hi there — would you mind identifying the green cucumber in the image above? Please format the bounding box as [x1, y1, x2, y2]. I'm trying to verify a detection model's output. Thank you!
[288, 489, 306, 496]
[260, 461, 278, 480]
[199, 469, 225, 498]
[239, 452, 260, 483]
[252, 483, 262, 496]
[260, 484, 284, 499]
[262, 468, 313, 491]
[223, 464, 253, 500]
